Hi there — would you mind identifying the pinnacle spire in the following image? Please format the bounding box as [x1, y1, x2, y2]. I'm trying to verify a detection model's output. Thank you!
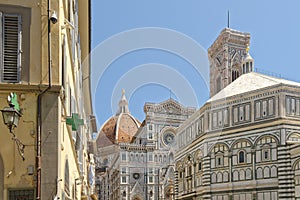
[117, 89, 130, 115]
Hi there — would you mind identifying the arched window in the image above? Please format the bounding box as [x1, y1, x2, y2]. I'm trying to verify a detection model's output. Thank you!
[238, 151, 245, 163]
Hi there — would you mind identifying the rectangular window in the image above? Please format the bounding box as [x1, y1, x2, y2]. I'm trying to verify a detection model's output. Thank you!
[262, 149, 270, 161]
[0, 13, 22, 83]
[239, 106, 244, 121]
[216, 156, 223, 167]
[262, 100, 267, 116]
[245, 104, 250, 121]
[286, 97, 291, 115]
[255, 101, 261, 119]
[198, 162, 202, 171]
[195, 120, 199, 135]
[148, 132, 153, 140]
[268, 98, 274, 116]
[121, 167, 126, 174]
[296, 99, 300, 116]
[121, 153, 126, 161]
[217, 110, 222, 126]
[233, 107, 238, 123]
[291, 98, 296, 114]
[223, 109, 228, 125]
[121, 176, 126, 183]
[148, 176, 153, 183]
[212, 112, 217, 128]
[148, 153, 153, 162]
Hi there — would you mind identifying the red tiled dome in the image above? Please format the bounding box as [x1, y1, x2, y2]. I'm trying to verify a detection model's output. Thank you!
[96, 90, 141, 147]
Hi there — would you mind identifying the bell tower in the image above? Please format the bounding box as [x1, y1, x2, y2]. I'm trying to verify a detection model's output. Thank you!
[208, 28, 251, 97]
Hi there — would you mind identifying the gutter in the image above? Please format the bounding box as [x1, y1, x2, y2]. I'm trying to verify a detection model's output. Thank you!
[36, 0, 52, 198]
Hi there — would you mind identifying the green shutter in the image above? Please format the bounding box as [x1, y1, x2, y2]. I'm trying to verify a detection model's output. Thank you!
[2, 14, 21, 83]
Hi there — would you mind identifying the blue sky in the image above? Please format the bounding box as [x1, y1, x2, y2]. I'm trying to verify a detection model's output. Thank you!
[91, 0, 300, 127]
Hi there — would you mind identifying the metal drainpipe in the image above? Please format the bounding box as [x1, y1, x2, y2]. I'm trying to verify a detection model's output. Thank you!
[36, 0, 52, 198]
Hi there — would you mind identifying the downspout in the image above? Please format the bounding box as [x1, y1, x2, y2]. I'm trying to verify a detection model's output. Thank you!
[36, 0, 52, 198]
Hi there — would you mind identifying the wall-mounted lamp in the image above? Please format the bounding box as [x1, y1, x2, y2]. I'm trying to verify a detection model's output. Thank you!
[1, 93, 25, 160]
[1, 107, 21, 133]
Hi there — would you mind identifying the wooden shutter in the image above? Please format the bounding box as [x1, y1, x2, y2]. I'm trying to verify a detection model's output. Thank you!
[1, 14, 21, 83]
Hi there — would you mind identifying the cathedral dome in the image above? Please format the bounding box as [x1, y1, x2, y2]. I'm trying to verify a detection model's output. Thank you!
[96, 90, 141, 147]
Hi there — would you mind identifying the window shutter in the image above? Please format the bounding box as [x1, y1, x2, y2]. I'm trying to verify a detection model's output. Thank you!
[2, 14, 21, 83]
[0, 12, 3, 75]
